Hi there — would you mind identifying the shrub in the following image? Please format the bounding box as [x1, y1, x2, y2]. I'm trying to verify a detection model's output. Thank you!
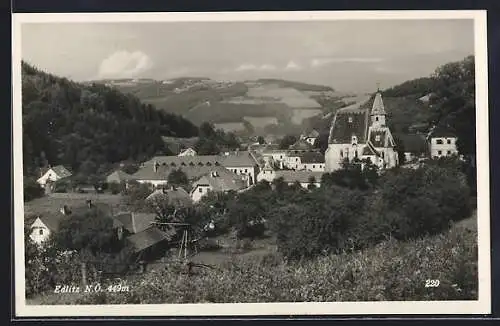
[23, 177, 44, 202]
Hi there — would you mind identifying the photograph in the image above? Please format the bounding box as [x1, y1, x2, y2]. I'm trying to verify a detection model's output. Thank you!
[12, 11, 490, 317]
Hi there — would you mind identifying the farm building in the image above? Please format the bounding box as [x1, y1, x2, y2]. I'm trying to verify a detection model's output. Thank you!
[36, 165, 72, 188]
[190, 169, 247, 202]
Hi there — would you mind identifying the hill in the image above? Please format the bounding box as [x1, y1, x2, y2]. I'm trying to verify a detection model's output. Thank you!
[21, 62, 199, 179]
[106, 77, 348, 137]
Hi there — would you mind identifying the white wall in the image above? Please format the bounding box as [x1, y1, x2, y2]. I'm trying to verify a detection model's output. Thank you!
[29, 217, 51, 245]
[300, 163, 325, 172]
[226, 165, 256, 184]
[430, 137, 458, 158]
[37, 169, 63, 187]
[257, 170, 276, 183]
[191, 185, 211, 202]
[137, 179, 168, 188]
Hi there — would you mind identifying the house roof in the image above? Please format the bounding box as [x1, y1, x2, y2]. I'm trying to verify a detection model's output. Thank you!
[428, 124, 457, 138]
[114, 212, 157, 234]
[307, 129, 320, 138]
[131, 164, 231, 182]
[299, 151, 325, 164]
[289, 139, 313, 151]
[329, 110, 370, 144]
[192, 169, 246, 193]
[126, 227, 175, 252]
[362, 141, 381, 157]
[274, 170, 325, 184]
[178, 148, 197, 156]
[396, 133, 428, 154]
[368, 129, 388, 147]
[37, 214, 69, 232]
[371, 92, 386, 115]
[145, 187, 193, 207]
[106, 170, 132, 183]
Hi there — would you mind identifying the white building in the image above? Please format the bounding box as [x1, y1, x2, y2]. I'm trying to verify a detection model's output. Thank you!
[190, 169, 246, 202]
[36, 165, 72, 188]
[325, 91, 399, 172]
[178, 148, 197, 157]
[427, 125, 459, 158]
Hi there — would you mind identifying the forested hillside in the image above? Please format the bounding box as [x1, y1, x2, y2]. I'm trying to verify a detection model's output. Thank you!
[21, 62, 199, 178]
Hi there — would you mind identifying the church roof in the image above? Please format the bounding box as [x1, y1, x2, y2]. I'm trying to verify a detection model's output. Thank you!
[371, 92, 386, 115]
[328, 110, 370, 144]
[369, 129, 388, 147]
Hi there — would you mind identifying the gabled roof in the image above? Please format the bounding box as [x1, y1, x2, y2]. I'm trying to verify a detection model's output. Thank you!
[371, 92, 386, 115]
[42, 165, 72, 179]
[192, 169, 246, 193]
[146, 187, 192, 207]
[369, 129, 388, 148]
[307, 129, 320, 138]
[362, 141, 381, 157]
[428, 124, 457, 138]
[114, 212, 157, 234]
[299, 151, 325, 164]
[106, 170, 132, 183]
[274, 170, 325, 184]
[37, 214, 68, 232]
[127, 227, 175, 252]
[329, 110, 370, 144]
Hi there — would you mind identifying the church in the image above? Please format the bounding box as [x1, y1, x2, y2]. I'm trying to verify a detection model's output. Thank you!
[325, 90, 399, 172]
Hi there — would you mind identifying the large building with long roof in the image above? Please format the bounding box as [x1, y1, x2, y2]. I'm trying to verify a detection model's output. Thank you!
[325, 91, 399, 172]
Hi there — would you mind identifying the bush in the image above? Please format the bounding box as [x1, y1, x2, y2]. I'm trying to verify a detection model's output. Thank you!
[23, 177, 44, 202]
[270, 188, 367, 260]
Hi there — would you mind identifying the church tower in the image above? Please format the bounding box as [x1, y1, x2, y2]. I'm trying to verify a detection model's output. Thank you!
[370, 91, 386, 128]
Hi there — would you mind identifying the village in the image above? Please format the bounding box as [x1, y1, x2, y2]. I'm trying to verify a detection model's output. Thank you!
[26, 90, 461, 269]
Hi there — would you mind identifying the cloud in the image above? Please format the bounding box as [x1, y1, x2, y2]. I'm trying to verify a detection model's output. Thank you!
[310, 57, 384, 68]
[98, 50, 153, 78]
[285, 60, 301, 71]
[235, 63, 277, 71]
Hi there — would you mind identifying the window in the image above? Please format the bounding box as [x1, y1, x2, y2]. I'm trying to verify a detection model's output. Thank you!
[280, 155, 283, 159]
[244, 169, 248, 173]
[438, 150, 442, 155]
[296, 158, 299, 162]
[348, 116, 353, 123]
[340, 150, 343, 158]
[447, 139, 452, 144]
[312, 165, 315, 168]
[447, 151, 451, 155]
[198, 188, 203, 193]
[436, 139, 443, 145]
[39, 229, 43, 235]
[375, 135, 381, 142]
[375, 117, 379, 122]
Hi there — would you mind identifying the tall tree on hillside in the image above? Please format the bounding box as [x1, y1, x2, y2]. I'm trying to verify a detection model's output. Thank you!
[279, 135, 298, 150]
[429, 55, 475, 158]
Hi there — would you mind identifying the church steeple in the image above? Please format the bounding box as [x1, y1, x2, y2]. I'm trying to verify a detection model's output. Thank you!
[370, 90, 386, 127]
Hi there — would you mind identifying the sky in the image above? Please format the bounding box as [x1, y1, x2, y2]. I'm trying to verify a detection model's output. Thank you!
[21, 19, 474, 93]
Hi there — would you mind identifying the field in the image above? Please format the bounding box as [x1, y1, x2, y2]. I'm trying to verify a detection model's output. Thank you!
[28, 211, 478, 304]
[291, 108, 323, 125]
[242, 116, 279, 129]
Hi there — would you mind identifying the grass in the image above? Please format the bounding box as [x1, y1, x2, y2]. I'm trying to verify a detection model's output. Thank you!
[28, 213, 477, 305]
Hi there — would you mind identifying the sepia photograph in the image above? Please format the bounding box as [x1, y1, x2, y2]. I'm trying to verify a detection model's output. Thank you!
[13, 11, 490, 317]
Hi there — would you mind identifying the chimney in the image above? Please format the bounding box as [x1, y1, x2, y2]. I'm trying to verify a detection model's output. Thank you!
[60, 205, 71, 215]
[211, 171, 218, 177]
[171, 185, 177, 191]
[86, 199, 92, 208]
[153, 161, 159, 172]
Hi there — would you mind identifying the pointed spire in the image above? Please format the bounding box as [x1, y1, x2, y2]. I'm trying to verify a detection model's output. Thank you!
[371, 91, 386, 116]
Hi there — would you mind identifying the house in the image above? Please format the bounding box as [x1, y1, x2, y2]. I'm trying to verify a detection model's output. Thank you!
[288, 139, 314, 152]
[106, 170, 132, 184]
[36, 165, 72, 188]
[178, 147, 197, 157]
[145, 186, 193, 208]
[427, 124, 459, 158]
[396, 133, 428, 163]
[113, 212, 175, 260]
[190, 169, 247, 202]
[297, 152, 326, 171]
[325, 90, 399, 171]
[131, 152, 258, 187]
[261, 147, 288, 169]
[301, 129, 320, 146]
[257, 165, 324, 189]
[28, 201, 124, 246]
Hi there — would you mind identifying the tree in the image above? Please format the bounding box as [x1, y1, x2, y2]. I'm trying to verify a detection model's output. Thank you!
[167, 169, 189, 188]
[257, 136, 265, 144]
[278, 135, 298, 150]
[24, 177, 44, 202]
